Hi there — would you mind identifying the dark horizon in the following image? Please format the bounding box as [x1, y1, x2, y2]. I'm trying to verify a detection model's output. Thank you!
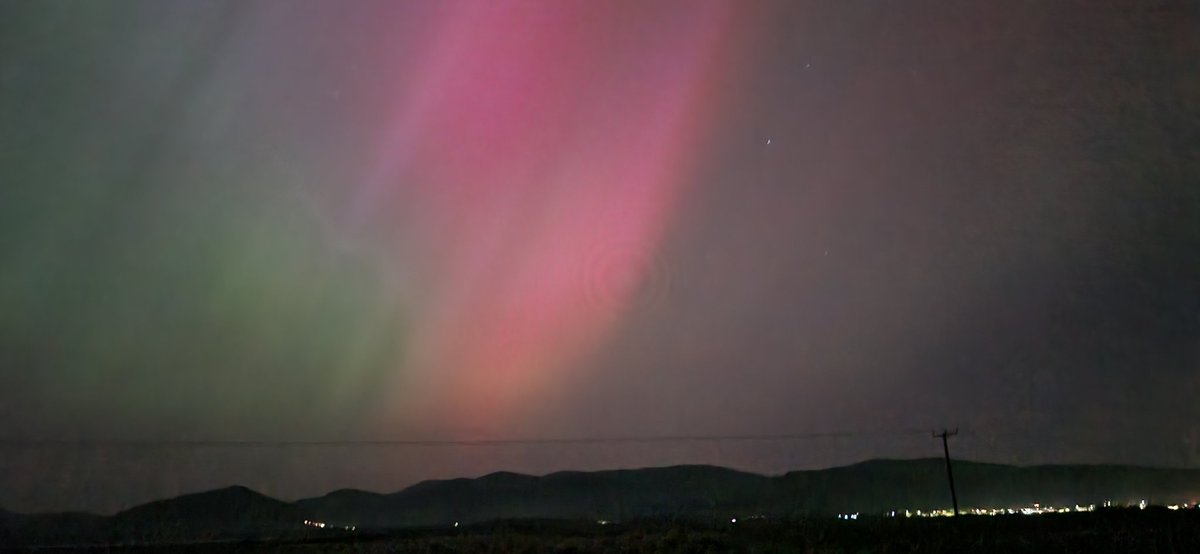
[8, 456, 1200, 518]
[2, 443, 1196, 515]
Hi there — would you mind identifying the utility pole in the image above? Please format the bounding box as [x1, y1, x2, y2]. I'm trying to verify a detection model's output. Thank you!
[934, 429, 959, 516]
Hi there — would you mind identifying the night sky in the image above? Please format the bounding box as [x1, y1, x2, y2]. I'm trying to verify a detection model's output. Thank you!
[1, 0, 1198, 514]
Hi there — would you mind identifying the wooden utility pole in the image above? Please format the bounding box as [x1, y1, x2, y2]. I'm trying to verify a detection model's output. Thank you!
[934, 429, 959, 516]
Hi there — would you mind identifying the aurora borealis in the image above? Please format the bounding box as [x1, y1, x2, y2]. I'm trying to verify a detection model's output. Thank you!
[2, 1, 1199, 513]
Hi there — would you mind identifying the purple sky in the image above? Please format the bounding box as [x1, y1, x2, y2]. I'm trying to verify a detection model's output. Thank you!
[1, 0, 1198, 513]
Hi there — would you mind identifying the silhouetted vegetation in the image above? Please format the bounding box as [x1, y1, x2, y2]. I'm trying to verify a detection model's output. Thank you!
[5, 510, 1198, 553]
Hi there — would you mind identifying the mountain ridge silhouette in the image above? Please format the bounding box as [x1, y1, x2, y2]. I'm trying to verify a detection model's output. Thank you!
[4, 458, 1199, 546]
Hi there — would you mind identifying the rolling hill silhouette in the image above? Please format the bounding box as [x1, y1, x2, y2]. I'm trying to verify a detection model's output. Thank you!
[110, 485, 303, 540]
[3, 459, 1199, 546]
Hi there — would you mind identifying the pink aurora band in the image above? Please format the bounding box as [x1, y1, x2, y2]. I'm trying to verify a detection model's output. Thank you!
[346, 1, 751, 434]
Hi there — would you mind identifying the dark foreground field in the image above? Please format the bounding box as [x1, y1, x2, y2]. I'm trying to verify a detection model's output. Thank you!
[12, 509, 1199, 554]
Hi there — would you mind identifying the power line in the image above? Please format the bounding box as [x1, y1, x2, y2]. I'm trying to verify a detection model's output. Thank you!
[934, 428, 960, 517]
[0, 429, 931, 448]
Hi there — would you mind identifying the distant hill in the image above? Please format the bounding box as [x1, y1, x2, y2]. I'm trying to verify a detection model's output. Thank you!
[0, 486, 303, 547]
[776, 459, 1200, 514]
[296, 465, 773, 527]
[3, 459, 1200, 546]
[297, 459, 1200, 527]
[110, 485, 303, 541]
